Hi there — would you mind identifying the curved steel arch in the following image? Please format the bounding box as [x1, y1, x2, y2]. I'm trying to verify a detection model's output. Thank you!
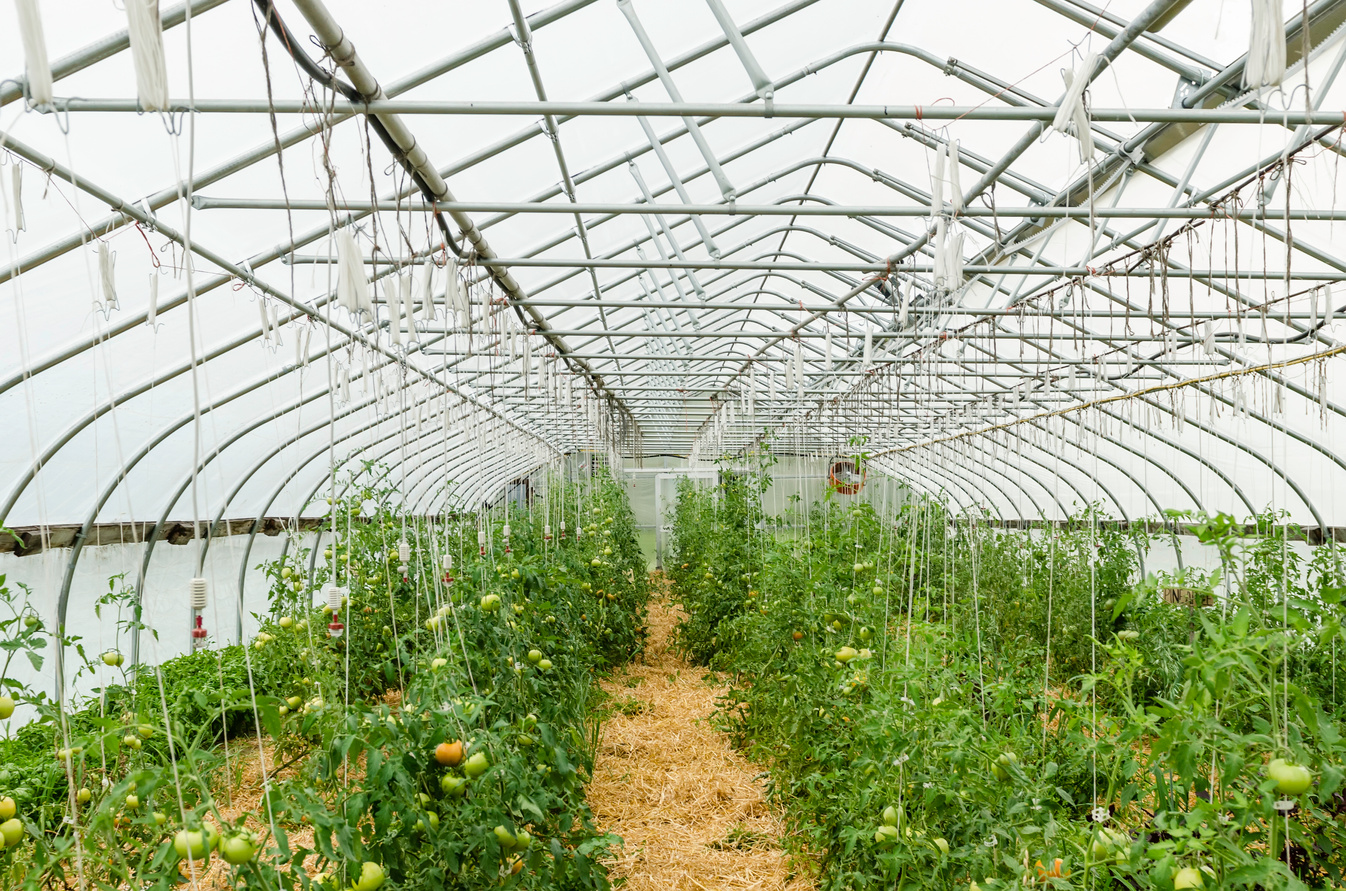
[1021, 311, 1334, 528]
[234, 428, 543, 631]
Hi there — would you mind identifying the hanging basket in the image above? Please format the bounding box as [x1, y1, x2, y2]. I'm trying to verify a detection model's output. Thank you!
[828, 459, 866, 496]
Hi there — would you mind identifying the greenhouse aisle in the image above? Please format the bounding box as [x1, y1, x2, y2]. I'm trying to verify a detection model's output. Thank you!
[587, 581, 811, 891]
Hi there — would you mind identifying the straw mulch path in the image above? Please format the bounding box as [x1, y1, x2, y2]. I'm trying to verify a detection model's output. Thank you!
[588, 585, 812, 891]
[184, 736, 320, 890]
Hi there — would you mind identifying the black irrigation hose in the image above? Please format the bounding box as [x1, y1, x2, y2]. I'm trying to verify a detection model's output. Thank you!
[252, 0, 463, 258]
[251, 0, 630, 426]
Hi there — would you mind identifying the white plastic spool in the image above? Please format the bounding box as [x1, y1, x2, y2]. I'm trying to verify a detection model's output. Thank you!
[324, 585, 347, 638]
[325, 585, 346, 612]
[398, 540, 411, 564]
[188, 577, 208, 611]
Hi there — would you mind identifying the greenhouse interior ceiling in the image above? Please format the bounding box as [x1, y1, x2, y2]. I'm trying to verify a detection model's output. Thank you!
[3, 0, 1346, 536]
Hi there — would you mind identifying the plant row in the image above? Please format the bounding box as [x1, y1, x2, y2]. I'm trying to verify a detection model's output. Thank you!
[0, 466, 648, 891]
[670, 464, 1346, 890]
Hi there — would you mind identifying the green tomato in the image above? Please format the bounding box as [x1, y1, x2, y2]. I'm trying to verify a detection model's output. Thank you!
[1268, 758, 1312, 795]
[101, 650, 125, 668]
[124, 794, 140, 809]
[0, 696, 13, 720]
[1091, 827, 1127, 859]
[0, 798, 13, 820]
[279, 616, 294, 629]
[493, 825, 517, 848]
[220, 834, 257, 865]
[281, 567, 292, 579]
[441, 774, 468, 797]
[153, 812, 166, 827]
[352, 861, 386, 891]
[463, 752, 490, 778]
[537, 658, 553, 671]
[1173, 867, 1203, 889]
[76, 788, 91, 805]
[992, 752, 1018, 783]
[874, 825, 898, 845]
[0, 819, 21, 848]
[138, 724, 155, 739]
[527, 649, 543, 664]
[835, 647, 858, 664]
[173, 830, 211, 861]
[881, 805, 899, 827]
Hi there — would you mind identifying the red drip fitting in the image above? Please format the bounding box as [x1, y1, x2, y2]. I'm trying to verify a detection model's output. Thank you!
[191, 615, 207, 650]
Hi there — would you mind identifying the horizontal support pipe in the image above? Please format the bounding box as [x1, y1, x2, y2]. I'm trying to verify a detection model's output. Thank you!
[455, 328, 1310, 341]
[45, 98, 1346, 125]
[287, 255, 1346, 279]
[421, 350, 1232, 365]
[190, 196, 1346, 221]
[504, 298, 1331, 319]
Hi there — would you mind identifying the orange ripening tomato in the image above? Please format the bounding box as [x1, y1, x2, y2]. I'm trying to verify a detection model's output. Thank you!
[1035, 859, 1069, 882]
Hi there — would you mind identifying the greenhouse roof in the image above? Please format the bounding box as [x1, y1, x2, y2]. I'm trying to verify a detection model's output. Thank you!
[4, 0, 1346, 529]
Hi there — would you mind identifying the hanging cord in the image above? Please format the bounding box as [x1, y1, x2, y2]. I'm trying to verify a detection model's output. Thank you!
[969, 518, 988, 725]
[249, 0, 462, 258]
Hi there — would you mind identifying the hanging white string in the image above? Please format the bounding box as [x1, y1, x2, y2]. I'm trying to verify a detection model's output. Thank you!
[416, 262, 436, 322]
[14, 0, 53, 107]
[146, 273, 158, 327]
[400, 272, 417, 343]
[899, 281, 911, 327]
[124, 0, 170, 112]
[934, 219, 948, 290]
[1052, 52, 1099, 164]
[931, 140, 946, 217]
[97, 243, 118, 312]
[387, 277, 403, 346]
[948, 139, 963, 214]
[1247, 0, 1286, 89]
[863, 326, 874, 370]
[257, 297, 272, 345]
[824, 325, 833, 372]
[335, 230, 370, 318]
[448, 257, 466, 327]
[10, 163, 25, 233]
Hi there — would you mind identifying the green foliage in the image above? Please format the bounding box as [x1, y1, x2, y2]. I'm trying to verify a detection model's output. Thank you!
[0, 466, 648, 891]
[672, 496, 1346, 890]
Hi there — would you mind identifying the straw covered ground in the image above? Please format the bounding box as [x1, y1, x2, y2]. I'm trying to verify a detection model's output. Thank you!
[587, 581, 812, 891]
